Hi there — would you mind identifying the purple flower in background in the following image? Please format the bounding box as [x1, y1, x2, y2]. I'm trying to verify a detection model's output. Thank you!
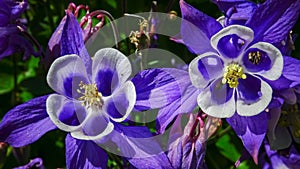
[189, 24, 283, 118]
[260, 140, 300, 169]
[0, 0, 39, 59]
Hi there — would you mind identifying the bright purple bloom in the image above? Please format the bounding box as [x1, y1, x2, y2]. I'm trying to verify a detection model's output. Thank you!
[189, 24, 283, 118]
[0, 7, 174, 168]
[175, 0, 300, 164]
[46, 47, 135, 140]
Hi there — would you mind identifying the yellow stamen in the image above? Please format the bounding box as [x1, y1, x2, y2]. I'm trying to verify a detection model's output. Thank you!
[222, 63, 247, 88]
[77, 81, 103, 108]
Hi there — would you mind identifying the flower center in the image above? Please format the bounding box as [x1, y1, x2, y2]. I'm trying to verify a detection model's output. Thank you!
[77, 81, 103, 109]
[248, 51, 262, 65]
[222, 63, 247, 88]
[279, 103, 300, 138]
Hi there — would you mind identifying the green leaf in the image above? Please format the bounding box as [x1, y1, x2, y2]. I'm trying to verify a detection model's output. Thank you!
[215, 134, 241, 162]
[0, 73, 14, 94]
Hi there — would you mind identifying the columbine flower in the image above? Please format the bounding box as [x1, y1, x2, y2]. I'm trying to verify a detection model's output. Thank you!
[176, 0, 299, 164]
[46, 47, 135, 140]
[189, 24, 283, 118]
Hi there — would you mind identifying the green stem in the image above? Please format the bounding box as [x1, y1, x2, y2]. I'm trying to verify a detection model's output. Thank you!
[207, 126, 232, 145]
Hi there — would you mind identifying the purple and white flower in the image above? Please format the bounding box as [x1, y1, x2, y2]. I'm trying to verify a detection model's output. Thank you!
[189, 25, 283, 118]
[46, 47, 136, 140]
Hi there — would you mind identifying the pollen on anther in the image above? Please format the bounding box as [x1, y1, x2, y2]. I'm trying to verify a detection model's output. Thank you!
[77, 81, 103, 108]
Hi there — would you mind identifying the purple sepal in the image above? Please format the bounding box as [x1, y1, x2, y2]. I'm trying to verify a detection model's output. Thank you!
[65, 134, 108, 169]
[211, 0, 252, 13]
[111, 123, 173, 169]
[133, 68, 193, 111]
[44, 11, 92, 72]
[267, 56, 300, 90]
[227, 112, 268, 164]
[61, 11, 91, 70]
[0, 95, 57, 147]
[156, 83, 199, 133]
[44, 16, 66, 69]
[246, 0, 300, 44]
[224, 2, 257, 26]
[179, 0, 221, 54]
[13, 157, 44, 169]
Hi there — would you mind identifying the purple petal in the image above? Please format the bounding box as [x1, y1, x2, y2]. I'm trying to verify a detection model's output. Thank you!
[242, 48, 271, 73]
[111, 124, 173, 169]
[210, 25, 253, 59]
[227, 112, 268, 163]
[236, 77, 272, 116]
[46, 94, 84, 132]
[65, 134, 108, 169]
[60, 11, 92, 71]
[132, 68, 190, 111]
[217, 34, 246, 59]
[0, 95, 56, 147]
[180, 0, 221, 54]
[189, 52, 223, 89]
[237, 74, 261, 103]
[211, 79, 234, 104]
[246, 0, 300, 44]
[244, 42, 283, 81]
[47, 54, 89, 98]
[92, 48, 131, 96]
[44, 16, 66, 69]
[104, 81, 136, 122]
[197, 78, 235, 118]
[13, 158, 44, 169]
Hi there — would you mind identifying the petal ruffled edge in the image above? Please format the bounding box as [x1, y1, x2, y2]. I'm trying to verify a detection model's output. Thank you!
[211, 25, 254, 57]
[189, 52, 221, 89]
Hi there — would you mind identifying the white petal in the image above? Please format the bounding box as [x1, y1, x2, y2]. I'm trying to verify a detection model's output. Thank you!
[92, 48, 132, 84]
[104, 81, 136, 122]
[47, 54, 89, 96]
[71, 110, 114, 141]
[247, 42, 283, 80]
[189, 52, 222, 89]
[197, 84, 236, 118]
[46, 94, 83, 132]
[237, 79, 272, 116]
[210, 25, 254, 51]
